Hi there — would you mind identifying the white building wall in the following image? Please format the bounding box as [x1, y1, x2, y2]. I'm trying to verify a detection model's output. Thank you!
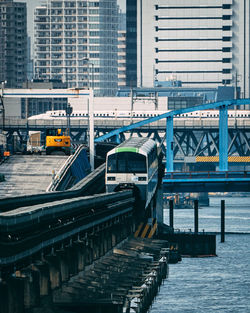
[232, 0, 250, 98]
[69, 96, 168, 111]
[3, 98, 22, 118]
[137, 0, 250, 99]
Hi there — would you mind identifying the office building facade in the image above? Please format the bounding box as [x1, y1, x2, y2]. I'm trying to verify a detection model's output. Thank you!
[0, 0, 27, 88]
[125, 0, 137, 87]
[34, 0, 119, 96]
[137, 0, 250, 98]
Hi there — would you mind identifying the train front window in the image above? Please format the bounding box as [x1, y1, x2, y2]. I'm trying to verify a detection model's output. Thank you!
[107, 152, 146, 173]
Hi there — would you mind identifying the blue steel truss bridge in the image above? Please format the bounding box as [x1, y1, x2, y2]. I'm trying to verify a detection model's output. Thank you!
[2, 98, 250, 171]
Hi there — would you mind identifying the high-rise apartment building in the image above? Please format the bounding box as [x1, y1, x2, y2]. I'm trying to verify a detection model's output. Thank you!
[118, 11, 126, 88]
[136, 0, 250, 98]
[0, 0, 27, 88]
[34, 0, 119, 96]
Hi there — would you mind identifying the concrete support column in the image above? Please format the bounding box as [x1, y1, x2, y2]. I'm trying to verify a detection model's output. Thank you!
[120, 222, 126, 240]
[104, 230, 110, 254]
[21, 268, 40, 309]
[0, 281, 9, 313]
[93, 235, 100, 260]
[86, 241, 94, 265]
[76, 242, 86, 272]
[34, 261, 50, 297]
[57, 250, 70, 282]
[66, 245, 78, 276]
[198, 192, 209, 206]
[127, 217, 134, 237]
[112, 230, 117, 247]
[99, 233, 105, 257]
[46, 255, 61, 290]
[2, 277, 25, 313]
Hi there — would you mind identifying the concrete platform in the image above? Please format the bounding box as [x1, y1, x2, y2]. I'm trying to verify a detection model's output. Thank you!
[0, 155, 68, 198]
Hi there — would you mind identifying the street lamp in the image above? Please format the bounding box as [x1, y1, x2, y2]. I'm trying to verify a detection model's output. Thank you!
[65, 104, 73, 138]
[82, 58, 95, 171]
[0, 82, 5, 131]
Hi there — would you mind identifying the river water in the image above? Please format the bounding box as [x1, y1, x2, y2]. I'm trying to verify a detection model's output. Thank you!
[149, 196, 250, 313]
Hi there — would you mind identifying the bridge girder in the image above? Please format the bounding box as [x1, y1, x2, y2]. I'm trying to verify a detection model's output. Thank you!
[3, 125, 250, 161]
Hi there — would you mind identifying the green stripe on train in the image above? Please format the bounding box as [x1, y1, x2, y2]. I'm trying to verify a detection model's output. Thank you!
[116, 147, 139, 153]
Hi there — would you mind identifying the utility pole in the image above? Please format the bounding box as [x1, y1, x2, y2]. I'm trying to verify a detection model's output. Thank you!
[234, 71, 238, 100]
[65, 104, 72, 138]
[0, 82, 5, 131]
[83, 58, 95, 171]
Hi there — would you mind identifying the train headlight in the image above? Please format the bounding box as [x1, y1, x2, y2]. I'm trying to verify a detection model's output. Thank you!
[138, 177, 146, 181]
[107, 176, 116, 181]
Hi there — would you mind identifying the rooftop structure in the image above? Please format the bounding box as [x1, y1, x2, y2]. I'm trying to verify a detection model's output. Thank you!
[117, 81, 236, 110]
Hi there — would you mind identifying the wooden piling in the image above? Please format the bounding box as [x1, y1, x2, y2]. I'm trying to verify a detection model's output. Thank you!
[194, 200, 199, 233]
[169, 200, 174, 228]
[221, 199, 225, 242]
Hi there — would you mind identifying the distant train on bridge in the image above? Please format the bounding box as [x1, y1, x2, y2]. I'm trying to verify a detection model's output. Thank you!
[105, 137, 158, 210]
[28, 109, 250, 120]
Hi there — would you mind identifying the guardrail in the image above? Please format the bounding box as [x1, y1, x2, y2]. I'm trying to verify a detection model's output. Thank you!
[0, 191, 133, 233]
[0, 190, 134, 266]
[163, 170, 250, 193]
[47, 145, 91, 191]
[164, 170, 250, 180]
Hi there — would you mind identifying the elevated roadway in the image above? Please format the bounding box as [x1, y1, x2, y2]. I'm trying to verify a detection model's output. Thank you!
[0, 155, 68, 198]
[4, 117, 250, 168]
[163, 171, 250, 193]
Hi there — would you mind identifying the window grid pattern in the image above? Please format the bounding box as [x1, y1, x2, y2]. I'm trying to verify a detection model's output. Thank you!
[34, 0, 118, 96]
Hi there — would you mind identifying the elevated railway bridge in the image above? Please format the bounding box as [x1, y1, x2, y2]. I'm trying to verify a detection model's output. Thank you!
[0, 147, 249, 313]
[1, 88, 249, 170]
[1, 93, 250, 312]
[2, 108, 250, 170]
[0, 169, 249, 312]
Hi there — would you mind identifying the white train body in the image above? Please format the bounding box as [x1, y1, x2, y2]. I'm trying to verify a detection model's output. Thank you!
[105, 137, 158, 210]
[28, 109, 250, 120]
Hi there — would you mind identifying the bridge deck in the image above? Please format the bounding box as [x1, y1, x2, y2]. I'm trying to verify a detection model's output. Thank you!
[163, 171, 250, 193]
[3, 117, 250, 131]
[0, 155, 68, 198]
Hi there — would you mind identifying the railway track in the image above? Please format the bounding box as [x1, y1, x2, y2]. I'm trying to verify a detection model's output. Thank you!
[0, 190, 135, 268]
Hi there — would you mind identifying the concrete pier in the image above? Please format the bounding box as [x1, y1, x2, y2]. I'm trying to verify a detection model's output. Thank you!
[53, 237, 168, 313]
[0, 213, 137, 313]
[0, 238, 168, 313]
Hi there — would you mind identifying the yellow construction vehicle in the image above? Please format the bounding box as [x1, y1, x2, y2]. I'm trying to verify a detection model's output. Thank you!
[45, 128, 71, 155]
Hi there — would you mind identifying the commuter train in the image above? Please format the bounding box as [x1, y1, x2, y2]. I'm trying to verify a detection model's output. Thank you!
[105, 137, 158, 210]
[28, 109, 250, 120]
